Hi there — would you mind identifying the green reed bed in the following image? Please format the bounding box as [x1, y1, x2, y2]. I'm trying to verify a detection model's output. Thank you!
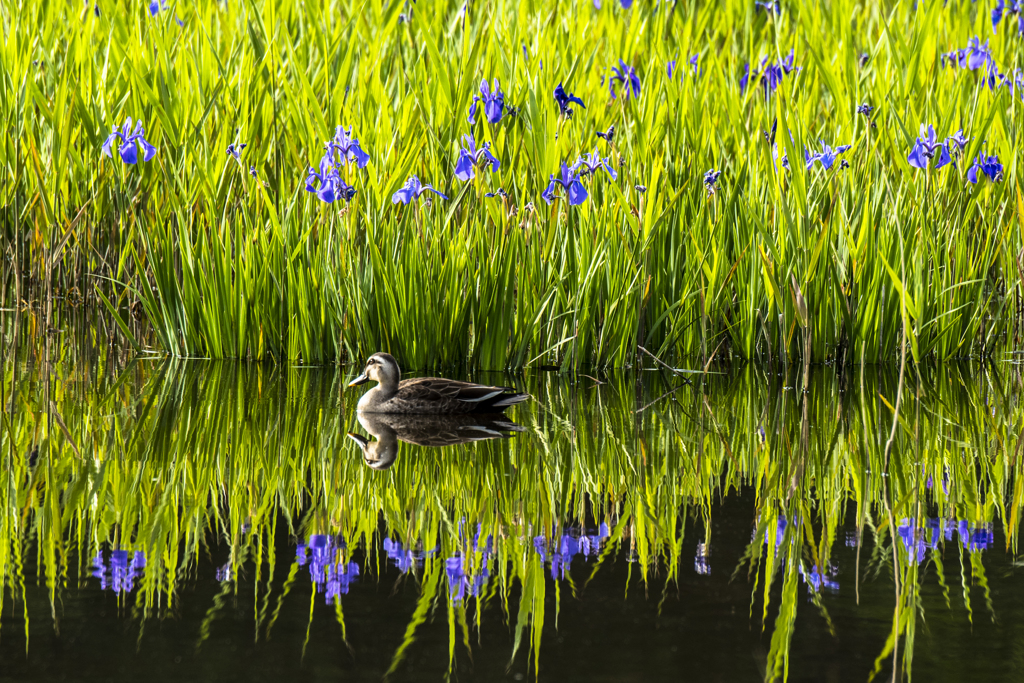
[2, 342, 1024, 678]
[1, 0, 1021, 367]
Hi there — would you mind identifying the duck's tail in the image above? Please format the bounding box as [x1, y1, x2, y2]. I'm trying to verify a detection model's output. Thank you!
[456, 386, 531, 412]
[491, 391, 531, 409]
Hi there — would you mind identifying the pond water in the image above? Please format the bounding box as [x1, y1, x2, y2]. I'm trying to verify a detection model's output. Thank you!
[2, 337, 1024, 681]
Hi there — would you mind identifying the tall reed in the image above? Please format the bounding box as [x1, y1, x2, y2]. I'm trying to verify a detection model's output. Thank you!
[0, 0, 1020, 368]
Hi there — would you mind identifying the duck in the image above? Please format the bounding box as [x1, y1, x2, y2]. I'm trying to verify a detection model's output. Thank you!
[347, 352, 530, 414]
[346, 412, 526, 470]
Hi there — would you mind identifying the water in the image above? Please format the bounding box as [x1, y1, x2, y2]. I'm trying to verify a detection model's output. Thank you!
[2, 341, 1024, 681]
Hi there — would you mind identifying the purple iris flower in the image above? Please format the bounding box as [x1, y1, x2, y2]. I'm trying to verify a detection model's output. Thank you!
[763, 121, 793, 170]
[946, 129, 970, 155]
[703, 169, 722, 195]
[468, 79, 505, 124]
[967, 153, 1004, 183]
[856, 103, 873, 116]
[993, 0, 1024, 35]
[940, 48, 965, 69]
[226, 142, 246, 161]
[858, 52, 870, 68]
[620, 0, 633, 7]
[305, 153, 356, 204]
[985, 62, 1006, 91]
[609, 59, 641, 100]
[741, 50, 799, 95]
[101, 118, 157, 164]
[554, 83, 585, 117]
[454, 134, 501, 181]
[755, 0, 780, 13]
[541, 163, 588, 205]
[668, 54, 700, 80]
[596, 125, 616, 143]
[327, 126, 370, 168]
[808, 141, 851, 170]
[148, 0, 183, 25]
[572, 149, 617, 179]
[84, 0, 100, 16]
[249, 165, 258, 179]
[907, 124, 952, 170]
[392, 175, 448, 204]
[1000, 69, 1024, 101]
[965, 37, 994, 71]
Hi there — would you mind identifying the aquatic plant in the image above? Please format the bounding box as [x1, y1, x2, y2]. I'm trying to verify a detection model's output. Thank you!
[2, 0, 1022, 370]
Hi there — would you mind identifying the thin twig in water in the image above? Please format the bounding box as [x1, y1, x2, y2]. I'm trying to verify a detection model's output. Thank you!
[637, 346, 693, 384]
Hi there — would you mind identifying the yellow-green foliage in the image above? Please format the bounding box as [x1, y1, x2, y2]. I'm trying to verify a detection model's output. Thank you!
[0, 0, 1021, 367]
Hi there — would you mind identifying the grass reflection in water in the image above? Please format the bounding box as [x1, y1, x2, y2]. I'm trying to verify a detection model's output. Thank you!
[1, 352, 1022, 680]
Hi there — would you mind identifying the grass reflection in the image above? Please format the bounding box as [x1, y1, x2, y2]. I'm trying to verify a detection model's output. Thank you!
[1, 349, 1021, 680]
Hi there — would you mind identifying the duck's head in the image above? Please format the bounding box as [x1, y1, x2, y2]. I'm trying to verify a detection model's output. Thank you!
[346, 432, 398, 470]
[348, 352, 401, 388]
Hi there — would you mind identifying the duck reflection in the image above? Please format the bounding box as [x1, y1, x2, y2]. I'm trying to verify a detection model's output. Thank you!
[346, 412, 526, 470]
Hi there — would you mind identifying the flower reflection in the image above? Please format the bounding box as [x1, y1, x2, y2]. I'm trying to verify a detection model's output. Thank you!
[383, 537, 437, 572]
[533, 523, 610, 580]
[761, 514, 788, 549]
[296, 534, 360, 604]
[801, 564, 839, 593]
[900, 518, 994, 563]
[91, 548, 146, 592]
[443, 525, 494, 603]
[694, 541, 710, 575]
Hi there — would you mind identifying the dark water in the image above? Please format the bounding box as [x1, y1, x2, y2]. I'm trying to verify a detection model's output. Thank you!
[2, 345, 1024, 681]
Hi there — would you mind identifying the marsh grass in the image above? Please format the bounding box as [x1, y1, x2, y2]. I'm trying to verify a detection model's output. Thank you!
[0, 0, 1021, 367]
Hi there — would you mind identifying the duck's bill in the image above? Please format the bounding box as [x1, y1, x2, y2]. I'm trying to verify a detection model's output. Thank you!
[346, 432, 369, 447]
[348, 373, 369, 387]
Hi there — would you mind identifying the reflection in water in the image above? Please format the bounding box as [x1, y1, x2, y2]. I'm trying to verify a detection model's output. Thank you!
[90, 549, 146, 593]
[896, 518, 995, 562]
[801, 564, 839, 594]
[347, 411, 525, 469]
[445, 527, 493, 604]
[533, 525, 610, 580]
[296, 535, 361, 604]
[3, 348, 1024, 680]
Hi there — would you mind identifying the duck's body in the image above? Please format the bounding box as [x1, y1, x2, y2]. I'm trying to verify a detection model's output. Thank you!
[349, 353, 530, 414]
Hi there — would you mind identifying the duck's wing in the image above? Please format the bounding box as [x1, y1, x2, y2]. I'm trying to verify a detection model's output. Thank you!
[399, 378, 531, 412]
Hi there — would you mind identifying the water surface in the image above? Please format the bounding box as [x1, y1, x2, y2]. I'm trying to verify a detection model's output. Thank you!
[2, 346, 1023, 681]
